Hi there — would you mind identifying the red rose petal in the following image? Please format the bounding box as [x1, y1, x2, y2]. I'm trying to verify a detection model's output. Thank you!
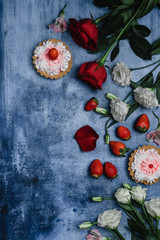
[75, 125, 99, 151]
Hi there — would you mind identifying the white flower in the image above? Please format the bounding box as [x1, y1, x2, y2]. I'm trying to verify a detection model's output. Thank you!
[112, 62, 132, 87]
[114, 188, 131, 204]
[134, 87, 159, 108]
[131, 185, 147, 204]
[144, 199, 160, 220]
[110, 98, 129, 122]
[97, 209, 121, 229]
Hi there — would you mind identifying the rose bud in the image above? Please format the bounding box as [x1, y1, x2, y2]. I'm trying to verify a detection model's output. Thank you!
[78, 61, 107, 90]
[69, 18, 98, 51]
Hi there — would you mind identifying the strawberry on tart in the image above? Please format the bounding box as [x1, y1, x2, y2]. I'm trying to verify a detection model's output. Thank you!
[128, 145, 160, 185]
[32, 39, 72, 79]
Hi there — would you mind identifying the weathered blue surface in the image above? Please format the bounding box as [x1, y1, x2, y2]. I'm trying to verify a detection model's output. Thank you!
[0, 1, 160, 239]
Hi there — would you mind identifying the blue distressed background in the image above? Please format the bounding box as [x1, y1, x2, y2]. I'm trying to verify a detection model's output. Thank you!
[0, 0, 160, 239]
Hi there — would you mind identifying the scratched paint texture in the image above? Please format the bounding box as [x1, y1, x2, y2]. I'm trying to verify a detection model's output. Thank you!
[0, 0, 160, 239]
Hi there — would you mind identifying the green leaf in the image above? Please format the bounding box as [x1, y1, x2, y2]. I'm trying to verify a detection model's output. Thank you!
[123, 8, 135, 25]
[120, 0, 135, 5]
[131, 232, 141, 240]
[118, 203, 133, 211]
[94, 0, 122, 8]
[110, 42, 119, 61]
[100, 14, 124, 38]
[89, 36, 116, 54]
[110, 4, 129, 16]
[153, 71, 160, 89]
[132, 25, 151, 38]
[130, 81, 139, 89]
[151, 38, 160, 55]
[140, 72, 153, 88]
[126, 103, 140, 119]
[136, 0, 159, 18]
[146, 235, 159, 240]
[129, 35, 152, 60]
[156, 86, 160, 104]
[127, 218, 144, 234]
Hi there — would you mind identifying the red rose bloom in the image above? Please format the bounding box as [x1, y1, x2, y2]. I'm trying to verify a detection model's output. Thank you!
[78, 61, 107, 90]
[69, 18, 98, 51]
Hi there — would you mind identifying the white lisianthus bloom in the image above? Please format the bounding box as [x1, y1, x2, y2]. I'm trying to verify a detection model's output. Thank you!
[144, 199, 160, 220]
[114, 188, 131, 204]
[134, 87, 159, 108]
[97, 209, 122, 229]
[110, 98, 129, 122]
[112, 62, 132, 87]
[131, 185, 147, 204]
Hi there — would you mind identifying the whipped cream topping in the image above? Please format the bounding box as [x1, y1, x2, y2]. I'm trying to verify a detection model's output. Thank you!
[34, 41, 71, 76]
[131, 148, 160, 183]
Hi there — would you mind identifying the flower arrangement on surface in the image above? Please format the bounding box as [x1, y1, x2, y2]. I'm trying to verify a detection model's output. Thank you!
[79, 184, 160, 240]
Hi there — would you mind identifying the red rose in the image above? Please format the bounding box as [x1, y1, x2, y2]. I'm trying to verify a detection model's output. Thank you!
[78, 61, 107, 90]
[69, 18, 98, 51]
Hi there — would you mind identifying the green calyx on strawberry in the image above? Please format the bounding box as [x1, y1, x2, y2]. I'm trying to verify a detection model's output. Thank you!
[135, 114, 150, 133]
[89, 159, 103, 178]
[104, 162, 117, 179]
[117, 126, 131, 140]
[109, 141, 131, 157]
[85, 97, 98, 111]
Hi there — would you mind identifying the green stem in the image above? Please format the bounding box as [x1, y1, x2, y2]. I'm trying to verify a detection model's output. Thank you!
[94, 12, 110, 24]
[123, 91, 133, 102]
[60, 4, 67, 16]
[105, 227, 120, 240]
[152, 111, 160, 129]
[142, 204, 159, 237]
[98, 0, 145, 65]
[114, 229, 125, 240]
[130, 59, 160, 71]
[103, 197, 114, 200]
[138, 62, 160, 85]
[156, 219, 160, 237]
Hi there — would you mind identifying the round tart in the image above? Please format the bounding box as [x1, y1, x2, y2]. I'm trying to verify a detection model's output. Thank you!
[128, 145, 160, 185]
[32, 39, 72, 79]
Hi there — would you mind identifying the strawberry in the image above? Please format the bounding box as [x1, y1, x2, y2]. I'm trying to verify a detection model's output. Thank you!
[48, 48, 58, 60]
[85, 97, 98, 111]
[104, 162, 117, 178]
[135, 114, 150, 133]
[109, 141, 131, 156]
[89, 159, 103, 178]
[117, 126, 131, 140]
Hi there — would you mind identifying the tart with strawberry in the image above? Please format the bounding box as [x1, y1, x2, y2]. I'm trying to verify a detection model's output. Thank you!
[128, 145, 160, 185]
[32, 39, 72, 79]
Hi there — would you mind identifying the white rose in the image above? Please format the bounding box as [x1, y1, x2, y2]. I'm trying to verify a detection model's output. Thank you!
[97, 209, 121, 229]
[131, 185, 147, 204]
[110, 98, 129, 122]
[144, 199, 160, 219]
[114, 188, 131, 204]
[134, 87, 159, 108]
[112, 62, 132, 87]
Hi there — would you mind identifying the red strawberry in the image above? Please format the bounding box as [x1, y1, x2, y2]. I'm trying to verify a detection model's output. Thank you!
[85, 97, 98, 111]
[104, 162, 117, 179]
[117, 126, 131, 140]
[48, 48, 58, 60]
[109, 141, 131, 156]
[135, 114, 150, 133]
[89, 159, 103, 178]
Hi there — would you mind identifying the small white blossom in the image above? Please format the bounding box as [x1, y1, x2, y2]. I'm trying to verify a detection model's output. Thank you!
[131, 185, 147, 204]
[134, 87, 159, 108]
[110, 98, 129, 122]
[97, 209, 121, 229]
[112, 62, 132, 87]
[114, 188, 131, 204]
[144, 199, 160, 220]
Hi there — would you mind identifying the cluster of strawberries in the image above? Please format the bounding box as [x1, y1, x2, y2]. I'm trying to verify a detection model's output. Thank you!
[86, 97, 150, 179]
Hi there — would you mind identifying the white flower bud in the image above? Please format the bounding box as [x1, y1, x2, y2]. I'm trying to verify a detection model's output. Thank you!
[114, 188, 131, 204]
[131, 185, 147, 204]
[144, 199, 160, 220]
[79, 221, 93, 229]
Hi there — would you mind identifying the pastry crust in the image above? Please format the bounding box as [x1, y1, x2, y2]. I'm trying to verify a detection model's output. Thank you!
[128, 145, 160, 185]
[32, 39, 72, 79]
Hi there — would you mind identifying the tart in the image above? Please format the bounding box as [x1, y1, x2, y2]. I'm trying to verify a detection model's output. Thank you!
[32, 39, 72, 79]
[128, 145, 160, 185]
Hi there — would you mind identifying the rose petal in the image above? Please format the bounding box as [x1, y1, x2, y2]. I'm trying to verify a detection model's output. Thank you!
[75, 125, 99, 151]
